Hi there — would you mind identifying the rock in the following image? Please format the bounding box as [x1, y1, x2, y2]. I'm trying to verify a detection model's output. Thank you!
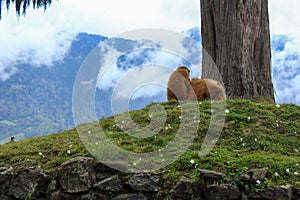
[170, 176, 201, 200]
[199, 169, 226, 183]
[58, 157, 96, 193]
[240, 168, 269, 183]
[248, 186, 292, 200]
[0, 167, 14, 196]
[205, 184, 240, 200]
[0, 167, 10, 173]
[111, 193, 147, 200]
[292, 187, 300, 200]
[50, 190, 81, 200]
[7, 169, 49, 199]
[126, 173, 160, 192]
[93, 175, 123, 192]
[81, 190, 107, 200]
[0, 194, 10, 200]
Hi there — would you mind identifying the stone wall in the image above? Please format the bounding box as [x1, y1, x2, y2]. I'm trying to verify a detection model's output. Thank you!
[0, 157, 299, 200]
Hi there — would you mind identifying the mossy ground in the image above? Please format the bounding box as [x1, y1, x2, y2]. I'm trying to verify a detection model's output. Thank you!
[0, 99, 299, 189]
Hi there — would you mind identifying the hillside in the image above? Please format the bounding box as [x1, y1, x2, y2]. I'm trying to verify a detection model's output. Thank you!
[0, 99, 299, 190]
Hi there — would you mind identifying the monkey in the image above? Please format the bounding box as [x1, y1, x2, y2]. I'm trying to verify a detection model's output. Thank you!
[188, 78, 226, 101]
[167, 66, 191, 100]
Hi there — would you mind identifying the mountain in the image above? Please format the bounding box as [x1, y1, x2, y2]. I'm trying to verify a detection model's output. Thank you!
[0, 33, 107, 142]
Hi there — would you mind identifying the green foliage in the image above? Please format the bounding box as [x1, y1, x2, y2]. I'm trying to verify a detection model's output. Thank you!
[0, 99, 299, 187]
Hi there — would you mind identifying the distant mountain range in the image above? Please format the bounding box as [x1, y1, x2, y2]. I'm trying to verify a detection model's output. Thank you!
[0, 27, 299, 143]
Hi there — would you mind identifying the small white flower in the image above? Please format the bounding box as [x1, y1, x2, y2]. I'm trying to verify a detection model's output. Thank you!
[286, 169, 290, 173]
[254, 138, 257, 142]
[211, 109, 214, 113]
[177, 105, 181, 108]
[295, 149, 299, 153]
[247, 117, 251, 120]
[95, 142, 99, 145]
[162, 159, 165, 162]
[67, 150, 71, 155]
[133, 162, 137, 166]
[38, 152, 43, 156]
[296, 163, 299, 167]
[225, 109, 230, 114]
[190, 159, 195, 164]
[276, 104, 280, 108]
[276, 123, 279, 127]
[87, 131, 91, 134]
[211, 100, 214, 104]
[275, 172, 279, 176]
[256, 180, 261, 184]
[199, 102, 202, 105]
[242, 143, 246, 147]
[294, 172, 299, 175]
[179, 116, 183, 120]
[240, 138, 243, 142]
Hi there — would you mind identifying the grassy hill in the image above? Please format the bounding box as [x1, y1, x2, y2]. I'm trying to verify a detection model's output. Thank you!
[0, 99, 299, 190]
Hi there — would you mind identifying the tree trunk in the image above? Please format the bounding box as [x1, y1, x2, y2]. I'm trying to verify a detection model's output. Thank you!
[200, 0, 274, 100]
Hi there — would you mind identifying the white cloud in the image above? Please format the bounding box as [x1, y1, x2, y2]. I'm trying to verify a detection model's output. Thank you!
[271, 35, 300, 105]
[112, 65, 170, 100]
[269, 0, 300, 52]
[0, 0, 200, 81]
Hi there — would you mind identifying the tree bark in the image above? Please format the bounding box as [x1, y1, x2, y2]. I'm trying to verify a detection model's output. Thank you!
[200, 0, 274, 100]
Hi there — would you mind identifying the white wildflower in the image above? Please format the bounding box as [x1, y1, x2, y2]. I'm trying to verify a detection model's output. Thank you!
[225, 109, 230, 114]
[87, 131, 91, 134]
[211, 109, 214, 113]
[294, 172, 299, 175]
[276, 104, 280, 108]
[286, 169, 290, 173]
[199, 102, 202, 105]
[254, 138, 257, 142]
[179, 116, 183, 120]
[275, 172, 279, 176]
[247, 117, 251, 120]
[295, 149, 299, 153]
[38, 152, 43, 156]
[256, 180, 261, 184]
[133, 162, 137, 166]
[190, 159, 195, 164]
[67, 150, 71, 155]
[177, 105, 181, 108]
[242, 143, 246, 147]
[240, 137, 243, 142]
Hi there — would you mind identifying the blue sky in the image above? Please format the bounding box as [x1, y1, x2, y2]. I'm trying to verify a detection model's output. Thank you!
[0, 0, 299, 105]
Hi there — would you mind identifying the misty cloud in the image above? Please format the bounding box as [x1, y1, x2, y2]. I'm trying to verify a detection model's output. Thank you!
[272, 35, 300, 105]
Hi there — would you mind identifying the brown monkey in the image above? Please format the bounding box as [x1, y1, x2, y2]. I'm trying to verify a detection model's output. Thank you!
[167, 66, 191, 100]
[188, 78, 226, 101]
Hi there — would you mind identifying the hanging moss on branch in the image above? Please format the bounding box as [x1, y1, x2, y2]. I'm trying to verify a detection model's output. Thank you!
[0, 0, 53, 20]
